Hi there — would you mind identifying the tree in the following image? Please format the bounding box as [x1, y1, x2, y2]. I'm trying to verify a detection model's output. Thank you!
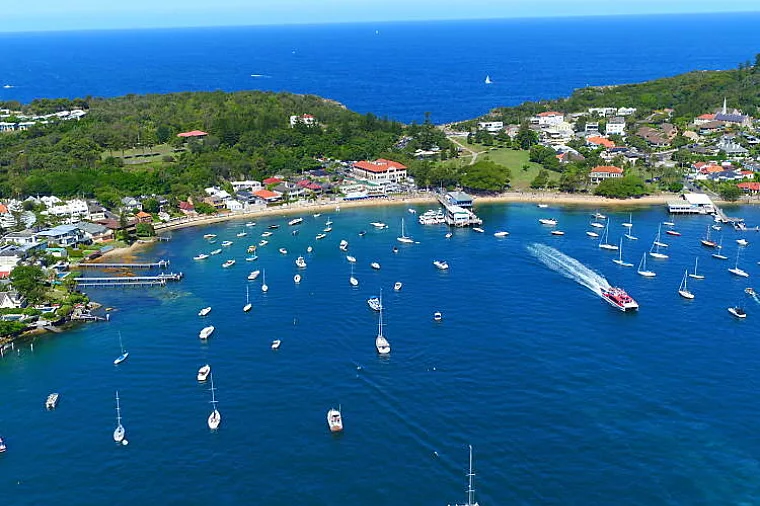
[135, 223, 155, 237]
[460, 160, 510, 192]
[141, 198, 159, 214]
[594, 175, 649, 198]
[719, 184, 742, 202]
[530, 169, 551, 189]
[514, 123, 538, 150]
[194, 202, 216, 215]
[10, 265, 46, 303]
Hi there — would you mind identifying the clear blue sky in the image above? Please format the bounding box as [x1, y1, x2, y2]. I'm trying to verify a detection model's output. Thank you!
[3, 0, 759, 32]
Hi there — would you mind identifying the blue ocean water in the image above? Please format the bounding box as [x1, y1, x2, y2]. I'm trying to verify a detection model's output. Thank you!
[1, 13, 760, 123]
[2, 203, 760, 504]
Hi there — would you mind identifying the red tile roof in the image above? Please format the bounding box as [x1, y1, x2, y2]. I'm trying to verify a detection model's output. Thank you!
[177, 130, 208, 138]
[586, 136, 615, 148]
[697, 114, 715, 120]
[253, 189, 280, 199]
[590, 165, 623, 174]
[0, 204, 7, 214]
[738, 182, 760, 191]
[263, 177, 283, 185]
[353, 159, 407, 173]
[179, 201, 194, 210]
[537, 111, 563, 117]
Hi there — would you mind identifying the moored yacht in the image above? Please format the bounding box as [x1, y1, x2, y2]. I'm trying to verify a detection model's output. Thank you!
[539, 218, 558, 226]
[339, 239, 349, 251]
[375, 290, 390, 355]
[193, 253, 209, 260]
[288, 217, 303, 226]
[728, 306, 747, 319]
[210, 248, 222, 255]
[433, 260, 449, 270]
[46, 392, 60, 409]
[678, 270, 695, 299]
[637, 253, 656, 277]
[247, 270, 260, 280]
[451, 445, 480, 506]
[295, 256, 307, 268]
[370, 262, 381, 270]
[327, 407, 343, 432]
[197, 364, 211, 382]
[701, 225, 717, 248]
[600, 286, 639, 311]
[397, 218, 414, 244]
[0, 436, 5, 453]
[222, 259, 236, 268]
[221, 240, 233, 247]
[367, 296, 383, 312]
[198, 306, 212, 316]
[271, 339, 282, 350]
[393, 281, 402, 291]
[729, 249, 750, 277]
[199, 325, 215, 340]
[346, 255, 356, 263]
[493, 231, 509, 237]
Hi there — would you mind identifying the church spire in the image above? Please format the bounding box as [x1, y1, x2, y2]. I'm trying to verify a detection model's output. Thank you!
[722, 97, 727, 115]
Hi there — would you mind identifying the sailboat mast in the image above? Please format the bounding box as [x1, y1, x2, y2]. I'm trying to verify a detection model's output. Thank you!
[115, 391, 122, 424]
[378, 290, 383, 337]
[118, 332, 124, 353]
[466, 445, 475, 506]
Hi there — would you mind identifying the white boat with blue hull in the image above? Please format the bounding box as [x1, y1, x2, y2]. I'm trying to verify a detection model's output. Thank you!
[113, 332, 129, 365]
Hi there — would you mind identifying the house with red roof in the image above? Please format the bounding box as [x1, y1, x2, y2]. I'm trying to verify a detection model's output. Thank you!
[586, 136, 615, 149]
[176, 130, 208, 138]
[352, 159, 407, 184]
[589, 165, 624, 184]
[263, 177, 284, 186]
[135, 211, 153, 224]
[694, 113, 716, 126]
[178, 201, 195, 215]
[252, 189, 282, 204]
[738, 182, 760, 194]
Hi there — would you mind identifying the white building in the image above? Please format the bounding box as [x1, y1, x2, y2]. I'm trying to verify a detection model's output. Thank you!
[231, 180, 262, 192]
[476, 121, 504, 133]
[605, 117, 626, 136]
[289, 114, 317, 127]
[44, 199, 90, 219]
[588, 107, 618, 117]
[533, 111, 564, 127]
[617, 107, 637, 116]
[225, 200, 243, 211]
[352, 159, 408, 184]
[589, 165, 624, 184]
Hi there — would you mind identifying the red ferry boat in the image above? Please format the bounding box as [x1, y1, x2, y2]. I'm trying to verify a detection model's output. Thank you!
[600, 287, 639, 312]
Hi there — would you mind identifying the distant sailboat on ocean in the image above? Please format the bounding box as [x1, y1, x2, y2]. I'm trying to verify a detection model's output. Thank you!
[484, 75, 492, 85]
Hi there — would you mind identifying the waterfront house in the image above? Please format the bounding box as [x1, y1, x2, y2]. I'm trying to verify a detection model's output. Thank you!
[44, 198, 90, 219]
[443, 191, 474, 208]
[178, 201, 195, 215]
[263, 177, 284, 186]
[135, 211, 153, 224]
[231, 180, 262, 192]
[586, 136, 615, 149]
[0, 245, 26, 276]
[2, 230, 39, 247]
[252, 189, 282, 205]
[532, 112, 564, 127]
[738, 182, 760, 194]
[35, 224, 86, 247]
[202, 195, 226, 210]
[589, 165, 623, 184]
[0, 291, 26, 309]
[351, 159, 408, 184]
[225, 200, 244, 212]
[75, 222, 114, 243]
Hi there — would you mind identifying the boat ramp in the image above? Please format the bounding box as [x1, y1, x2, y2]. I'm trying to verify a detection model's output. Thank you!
[437, 191, 482, 227]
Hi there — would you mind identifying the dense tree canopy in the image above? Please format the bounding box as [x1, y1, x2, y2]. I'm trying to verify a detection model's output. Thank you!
[460, 160, 511, 192]
[593, 175, 649, 198]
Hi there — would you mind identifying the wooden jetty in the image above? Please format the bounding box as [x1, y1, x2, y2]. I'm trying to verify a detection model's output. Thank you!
[74, 272, 183, 288]
[78, 260, 170, 269]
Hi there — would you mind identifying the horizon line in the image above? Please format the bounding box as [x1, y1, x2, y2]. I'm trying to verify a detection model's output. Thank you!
[1, 9, 759, 35]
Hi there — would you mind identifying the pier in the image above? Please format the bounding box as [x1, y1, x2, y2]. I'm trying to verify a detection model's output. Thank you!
[437, 192, 482, 227]
[78, 260, 170, 269]
[74, 272, 183, 288]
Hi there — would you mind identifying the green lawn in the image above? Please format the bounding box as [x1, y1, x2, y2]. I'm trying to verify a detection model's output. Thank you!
[103, 143, 183, 162]
[444, 146, 545, 190]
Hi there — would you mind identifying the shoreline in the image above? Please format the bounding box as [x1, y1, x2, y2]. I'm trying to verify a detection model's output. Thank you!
[152, 192, 682, 235]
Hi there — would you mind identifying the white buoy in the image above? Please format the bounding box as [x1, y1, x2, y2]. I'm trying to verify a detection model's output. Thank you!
[122, 440, 129, 446]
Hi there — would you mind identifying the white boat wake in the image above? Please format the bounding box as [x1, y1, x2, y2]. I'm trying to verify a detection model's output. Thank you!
[527, 243, 611, 296]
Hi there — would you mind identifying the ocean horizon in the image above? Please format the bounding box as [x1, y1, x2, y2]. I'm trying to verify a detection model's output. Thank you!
[2, 13, 760, 123]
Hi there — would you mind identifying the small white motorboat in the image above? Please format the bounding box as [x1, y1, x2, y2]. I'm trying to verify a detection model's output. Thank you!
[473, 227, 485, 233]
[261, 231, 273, 237]
[493, 231, 509, 237]
[551, 230, 565, 236]
[279, 247, 288, 255]
[271, 339, 282, 350]
[728, 306, 747, 319]
[236, 232, 247, 238]
[327, 407, 343, 432]
[245, 222, 256, 227]
[445, 232, 453, 239]
[339, 239, 349, 251]
[296, 256, 307, 268]
[662, 221, 675, 227]
[198, 306, 212, 316]
[199, 325, 215, 340]
[323, 226, 333, 233]
[203, 234, 217, 239]
[46, 392, 60, 409]
[590, 222, 605, 229]
[393, 281, 402, 291]
[210, 248, 222, 255]
[197, 364, 211, 382]
[222, 259, 236, 268]
[537, 203, 549, 208]
[294, 274, 301, 284]
[433, 311, 443, 321]
[248, 270, 260, 280]
[346, 255, 356, 263]
[539, 218, 558, 226]
[737, 238, 749, 246]
[315, 233, 327, 240]
[307, 245, 313, 253]
[586, 231, 599, 238]
[288, 217, 303, 226]
[408, 208, 417, 214]
[433, 260, 449, 270]
[259, 240, 269, 246]
[193, 253, 209, 260]
[370, 262, 381, 270]
[221, 240, 233, 247]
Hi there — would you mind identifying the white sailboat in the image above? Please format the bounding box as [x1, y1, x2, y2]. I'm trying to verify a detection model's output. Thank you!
[243, 285, 252, 312]
[207, 373, 221, 430]
[649, 227, 668, 259]
[729, 249, 750, 277]
[598, 220, 618, 250]
[612, 238, 633, 267]
[113, 332, 129, 365]
[375, 290, 390, 355]
[678, 270, 695, 299]
[637, 253, 656, 277]
[349, 263, 358, 286]
[484, 75, 492, 84]
[451, 445, 480, 506]
[712, 235, 728, 260]
[397, 218, 414, 244]
[294, 273, 301, 284]
[622, 213, 633, 228]
[261, 269, 269, 292]
[688, 257, 705, 280]
[113, 391, 126, 443]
